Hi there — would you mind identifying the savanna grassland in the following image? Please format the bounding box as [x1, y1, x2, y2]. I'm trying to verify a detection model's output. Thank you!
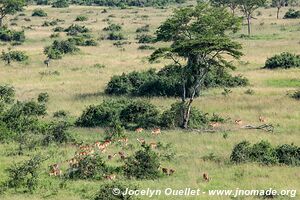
[0, 2, 299, 200]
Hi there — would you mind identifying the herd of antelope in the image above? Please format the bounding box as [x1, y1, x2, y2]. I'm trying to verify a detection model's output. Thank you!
[209, 116, 267, 128]
[49, 127, 166, 180]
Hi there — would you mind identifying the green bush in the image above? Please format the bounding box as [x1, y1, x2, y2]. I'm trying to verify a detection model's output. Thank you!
[119, 100, 160, 129]
[230, 141, 252, 163]
[124, 146, 160, 179]
[284, 9, 300, 19]
[37, 92, 49, 103]
[52, 0, 69, 7]
[64, 24, 89, 36]
[103, 23, 122, 32]
[44, 40, 79, 59]
[138, 45, 155, 50]
[75, 15, 88, 21]
[291, 90, 300, 100]
[53, 26, 64, 32]
[53, 110, 68, 118]
[32, 9, 47, 17]
[42, 121, 73, 145]
[264, 52, 300, 69]
[1, 51, 29, 63]
[67, 154, 109, 180]
[0, 122, 15, 142]
[137, 34, 155, 43]
[42, 20, 58, 26]
[160, 102, 210, 129]
[105, 65, 248, 97]
[276, 144, 300, 166]
[0, 85, 15, 104]
[94, 181, 138, 200]
[107, 32, 126, 40]
[67, 37, 97, 46]
[4, 155, 43, 192]
[250, 141, 278, 165]
[0, 27, 25, 43]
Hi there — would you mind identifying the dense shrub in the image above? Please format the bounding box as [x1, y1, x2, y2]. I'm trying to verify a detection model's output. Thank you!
[42, 20, 58, 26]
[0, 85, 15, 104]
[291, 90, 300, 100]
[136, 24, 150, 33]
[276, 144, 300, 166]
[119, 100, 160, 129]
[42, 121, 73, 145]
[67, 37, 97, 46]
[138, 45, 155, 50]
[107, 32, 126, 40]
[36, 0, 50, 5]
[67, 154, 109, 180]
[264, 52, 300, 69]
[0, 122, 15, 142]
[124, 146, 160, 179]
[53, 26, 64, 32]
[52, 0, 69, 7]
[284, 9, 300, 19]
[0, 27, 25, 43]
[160, 102, 210, 129]
[231, 141, 300, 166]
[44, 40, 79, 59]
[94, 182, 138, 200]
[64, 24, 89, 36]
[4, 155, 43, 192]
[37, 92, 49, 103]
[53, 110, 68, 118]
[103, 23, 122, 32]
[105, 65, 248, 97]
[137, 34, 155, 43]
[32, 9, 47, 17]
[75, 15, 88, 21]
[1, 51, 29, 63]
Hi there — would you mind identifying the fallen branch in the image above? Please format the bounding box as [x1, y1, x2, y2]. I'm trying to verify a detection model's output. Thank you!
[241, 124, 274, 133]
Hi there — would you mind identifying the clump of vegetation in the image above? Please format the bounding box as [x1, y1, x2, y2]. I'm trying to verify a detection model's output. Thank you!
[105, 65, 248, 97]
[138, 45, 155, 50]
[67, 36, 97, 46]
[37, 92, 49, 103]
[1, 50, 29, 64]
[231, 140, 300, 166]
[75, 15, 88, 21]
[94, 182, 138, 200]
[107, 32, 126, 40]
[284, 9, 300, 19]
[264, 52, 300, 69]
[0, 27, 25, 43]
[52, 0, 69, 8]
[103, 23, 122, 32]
[53, 26, 64, 32]
[53, 110, 68, 118]
[291, 90, 300, 100]
[137, 34, 155, 43]
[75, 0, 185, 7]
[0, 85, 15, 104]
[42, 20, 58, 27]
[32, 9, 47, 17]
[64, 24, 89, 36]
[2, 155, 44, 193]
[124, 146, 161, 179]
[44, 40, 79, 59]
[67, 154, 109, 180]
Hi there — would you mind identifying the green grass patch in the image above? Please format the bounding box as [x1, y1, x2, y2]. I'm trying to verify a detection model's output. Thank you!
[265, 79, 300, 87]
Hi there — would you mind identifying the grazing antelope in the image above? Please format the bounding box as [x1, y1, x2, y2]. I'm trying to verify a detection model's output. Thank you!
[104, 174, 116, 180]
[49, 164, 62, 177]
[235, 119, 243, 125]
[68, 157, 79, 167]
[203, 173, 210, 182]
[135, 128, 144, 133]
[117, 138, 128, 145]
[259, 116, 266, 123]
[209, 122, 220, 128]
[118, 151, 126, 160]
[150, 142, 157, 149]
[137, 138, 145, 145]
[152, 128, 161, 136]
[162, 168, 169, 175]
[44, 58, 51, 67]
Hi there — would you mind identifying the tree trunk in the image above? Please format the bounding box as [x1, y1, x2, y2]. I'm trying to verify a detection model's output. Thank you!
[0, 18, 2, 27]
[277, 7, 280, 19]
[182, 99, 193, 129]
[247, 16, 251, 36]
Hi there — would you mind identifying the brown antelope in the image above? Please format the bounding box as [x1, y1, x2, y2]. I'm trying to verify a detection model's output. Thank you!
[68, 157, 79, 167]
[104, 174, 116, 180]
[235, 119, 243, 125]
[152, 128, 161, 136]
[79, 145, 91, 151]
[259, 116, 266, 123]
[108, 153, 117, 160]
[118, 151, 126, 160]
[117, 138, 128, 145]
[162, 168, 169, 175]
[49, 164, 62, 177]
[135, 128, 144, 133]
[203, 173, 210, 182]
[169, 169, 175, 176]
[137, 138, 146, 145]
[209, 122, 220, 128]
[150, 142, 157, 149]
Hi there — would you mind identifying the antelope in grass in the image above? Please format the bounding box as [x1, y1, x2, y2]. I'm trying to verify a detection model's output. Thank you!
[135, 128, 144, 133]
[259, 116, 266, 123]
[104, 174, 116, 180]
[209, 122, 220, 128]
[49, 163, 62, 177]
[234, 119, 243, 125]
[137, 138, 146, 145]
[152, 128, 161, 136]
[203, 173, 210, 182]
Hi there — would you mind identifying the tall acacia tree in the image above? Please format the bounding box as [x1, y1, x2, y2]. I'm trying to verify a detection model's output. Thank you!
[238, 0, 266, 35]
[150, 3, 243, 129]
[0, 0, 25, 27]
[272, 0, 286, 19]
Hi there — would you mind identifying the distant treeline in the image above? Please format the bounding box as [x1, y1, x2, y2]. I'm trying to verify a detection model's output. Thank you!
[27, 0, 186, 7]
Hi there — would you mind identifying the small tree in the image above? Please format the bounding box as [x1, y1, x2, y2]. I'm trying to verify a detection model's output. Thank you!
[238, 0, 266, 35]
[150, 3, 243, 129]
[272, 0, 286, 19]
[0, 0, 25, 27]
[211, 0, 239, 15]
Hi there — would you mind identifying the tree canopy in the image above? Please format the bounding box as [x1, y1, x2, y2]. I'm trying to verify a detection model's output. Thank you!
[0, 0, 25, 26]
